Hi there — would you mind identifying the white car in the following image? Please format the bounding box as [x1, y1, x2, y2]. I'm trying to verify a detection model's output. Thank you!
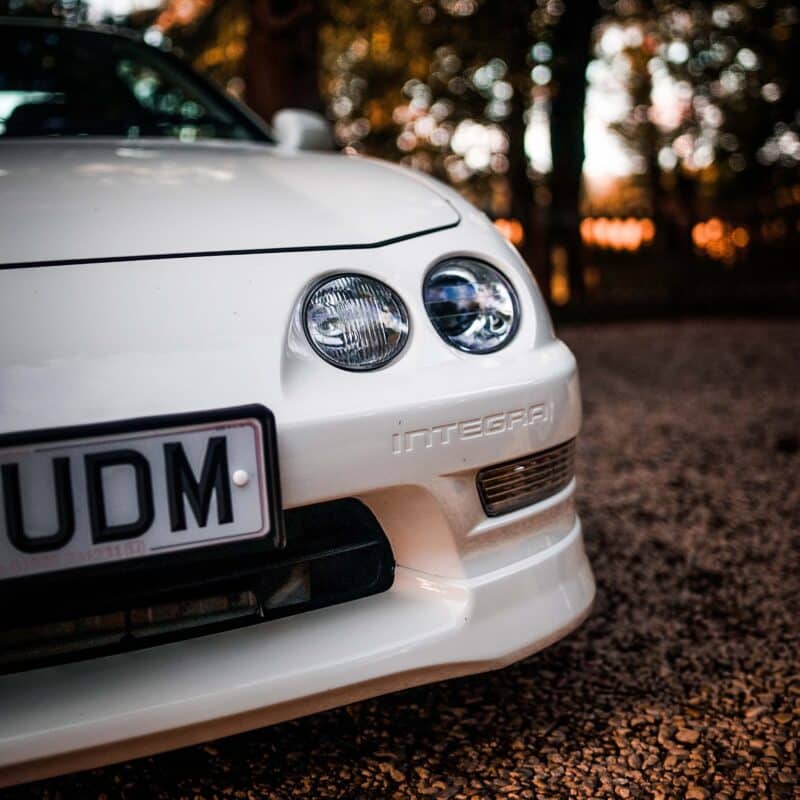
[0, 20, 594, 785]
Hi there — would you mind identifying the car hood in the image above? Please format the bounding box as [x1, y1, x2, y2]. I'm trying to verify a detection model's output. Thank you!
[0, 139, 460, 266]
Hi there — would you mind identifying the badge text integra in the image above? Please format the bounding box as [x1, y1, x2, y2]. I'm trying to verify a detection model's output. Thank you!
[392, 403, 552, 455]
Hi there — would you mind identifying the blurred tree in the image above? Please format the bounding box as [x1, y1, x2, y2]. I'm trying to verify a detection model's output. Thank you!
[538, 1, 600, 305]
[320, 4, 534, 245]
[604, 0, 799, 282]
[283, 0, 594, 306]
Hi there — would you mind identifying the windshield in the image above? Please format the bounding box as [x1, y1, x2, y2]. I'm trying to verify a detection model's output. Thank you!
[0, 24, 266, 142]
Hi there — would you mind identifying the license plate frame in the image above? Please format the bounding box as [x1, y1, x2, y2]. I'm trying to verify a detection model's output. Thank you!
[0, 405, 283, 625]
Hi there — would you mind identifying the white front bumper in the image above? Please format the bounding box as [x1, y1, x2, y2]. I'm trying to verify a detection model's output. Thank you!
[0, 222, 593, 784]
[0, 511, 593, 786]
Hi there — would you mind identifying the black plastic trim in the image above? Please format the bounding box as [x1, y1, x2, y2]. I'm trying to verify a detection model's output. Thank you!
[0, 497, 395, 674]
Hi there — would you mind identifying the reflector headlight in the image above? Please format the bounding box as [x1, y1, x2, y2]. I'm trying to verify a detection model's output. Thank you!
[303, 274, 409, 370]
[423, 258, 519, 353]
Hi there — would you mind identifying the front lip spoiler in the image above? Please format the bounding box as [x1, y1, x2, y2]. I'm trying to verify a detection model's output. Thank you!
[0, 517, 593, 787]
[0, 211, 461, 271]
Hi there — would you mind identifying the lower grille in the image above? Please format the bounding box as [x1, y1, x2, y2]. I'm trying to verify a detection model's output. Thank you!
[477, 439, 576, 516]
[0, 498, 394, 674]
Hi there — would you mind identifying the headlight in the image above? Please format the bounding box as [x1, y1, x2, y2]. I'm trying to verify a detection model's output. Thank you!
[423, 258, 519, 353]
[303, 274, 409, 370]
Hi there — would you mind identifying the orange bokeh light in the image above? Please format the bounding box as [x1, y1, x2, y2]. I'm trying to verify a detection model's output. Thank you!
[692, 219, 750, 263]
[494, 218, 525, 246]
[580, 217, 656, 252]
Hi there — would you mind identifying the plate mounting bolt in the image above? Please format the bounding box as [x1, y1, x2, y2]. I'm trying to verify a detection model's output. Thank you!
[232, 469, 250, 487]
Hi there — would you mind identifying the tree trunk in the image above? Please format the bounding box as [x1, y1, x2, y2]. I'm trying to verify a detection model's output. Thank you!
[245, 0, 323, 124]
[503, 6, 547, 291]
[548, 3, 598, 307]
[506, 94, 542, 284]
[482, 3, 551, 294]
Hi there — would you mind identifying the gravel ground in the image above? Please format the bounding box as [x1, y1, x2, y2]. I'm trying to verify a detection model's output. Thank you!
[6, 319, 800, 800]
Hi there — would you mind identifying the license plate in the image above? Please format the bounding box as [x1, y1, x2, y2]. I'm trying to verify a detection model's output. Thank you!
[0, 406, 280, 582]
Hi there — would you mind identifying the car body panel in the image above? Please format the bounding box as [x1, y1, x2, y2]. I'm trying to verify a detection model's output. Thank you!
[0, 139, 459, 266]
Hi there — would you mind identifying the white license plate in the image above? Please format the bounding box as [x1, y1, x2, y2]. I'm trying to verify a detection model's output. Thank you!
[0, 408, 276, 582]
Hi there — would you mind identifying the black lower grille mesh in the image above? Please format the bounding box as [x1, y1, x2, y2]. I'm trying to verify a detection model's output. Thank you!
[477, 439, 576, 516]
[0, 499, 394, 674]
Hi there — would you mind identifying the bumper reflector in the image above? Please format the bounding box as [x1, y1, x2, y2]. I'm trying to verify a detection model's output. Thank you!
[477, 439, 576, 516]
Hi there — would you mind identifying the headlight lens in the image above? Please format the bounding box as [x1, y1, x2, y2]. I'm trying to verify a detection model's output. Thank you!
[423, 258, 519, 353]
[303, 274, 409, 370]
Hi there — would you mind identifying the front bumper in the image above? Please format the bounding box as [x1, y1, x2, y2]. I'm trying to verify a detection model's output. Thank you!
[0, 224, 593, 784]
[0, 510, 593, 786]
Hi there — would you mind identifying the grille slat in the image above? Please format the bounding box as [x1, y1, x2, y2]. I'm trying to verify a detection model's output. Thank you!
[479, 449, 574, 480]
[482, 470, 573, 501]
[479, 454, 574, 490]
[477, 439, 575, 516]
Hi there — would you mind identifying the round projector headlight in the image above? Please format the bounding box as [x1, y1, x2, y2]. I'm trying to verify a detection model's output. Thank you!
[303, 274, 409, 370]
[423, 258, 519, 353]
